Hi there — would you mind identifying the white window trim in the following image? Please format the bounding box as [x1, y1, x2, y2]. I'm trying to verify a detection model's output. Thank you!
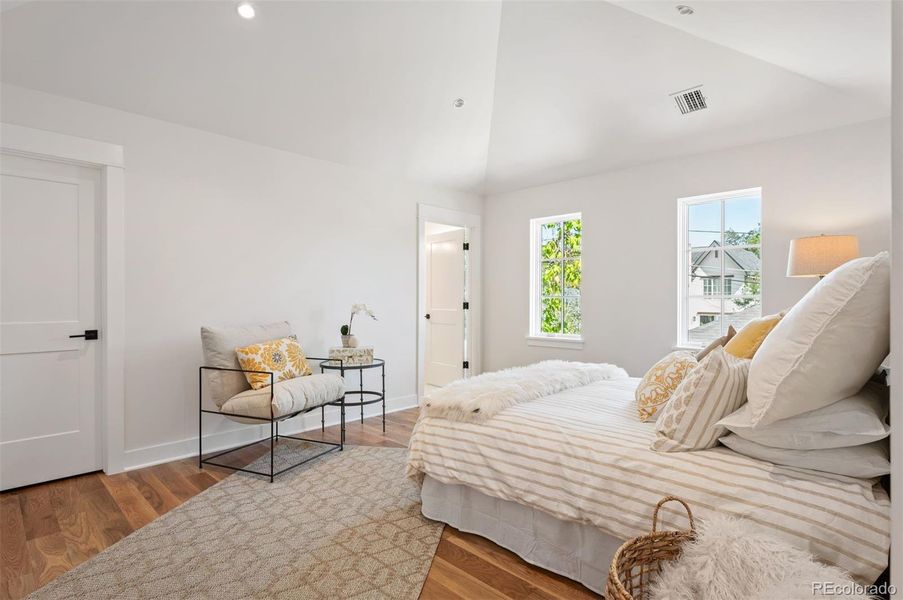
[677, 187, 762, 349]
[526, 335, 584, 349]
[529, 212, 583, 343]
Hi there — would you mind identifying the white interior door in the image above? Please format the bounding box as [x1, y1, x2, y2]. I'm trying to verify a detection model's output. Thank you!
[425, 228, 465, 387]
[1, 153, 102, 490]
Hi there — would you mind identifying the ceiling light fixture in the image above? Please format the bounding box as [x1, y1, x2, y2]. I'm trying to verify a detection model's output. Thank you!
[453, 98, 465, 108]
[676, 4, 694, 15]
[237, 2, 256, 19]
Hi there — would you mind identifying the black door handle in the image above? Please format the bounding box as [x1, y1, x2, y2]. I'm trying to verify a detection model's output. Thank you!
[425, 314, 431, 319]
[70, 329, 99, 340]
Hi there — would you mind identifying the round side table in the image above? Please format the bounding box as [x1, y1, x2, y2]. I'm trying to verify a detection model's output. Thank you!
[319, 358, 385, 444]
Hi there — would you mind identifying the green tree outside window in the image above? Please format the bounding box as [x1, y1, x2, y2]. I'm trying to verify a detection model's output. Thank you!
[540, 218, 581, 334]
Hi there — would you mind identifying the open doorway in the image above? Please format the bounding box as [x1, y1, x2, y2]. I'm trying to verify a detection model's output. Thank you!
[417, 205, 481, 401]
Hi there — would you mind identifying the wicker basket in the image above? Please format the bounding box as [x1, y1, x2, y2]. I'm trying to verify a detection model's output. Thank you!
[606, 496, 696, 600]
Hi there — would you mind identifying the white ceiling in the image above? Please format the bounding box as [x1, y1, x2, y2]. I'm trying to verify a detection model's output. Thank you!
[484, 1, 890, 192]
[612, 0, 891, 110]
[0, 1, 891, 195]
[0, 1, 502, 192]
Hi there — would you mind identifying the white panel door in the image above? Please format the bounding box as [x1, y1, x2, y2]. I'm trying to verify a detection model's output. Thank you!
[425, 229, 465, 387]
[0, 153, 101, 490]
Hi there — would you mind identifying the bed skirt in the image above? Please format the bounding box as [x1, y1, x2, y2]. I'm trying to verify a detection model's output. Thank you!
[421, 475, 624, 594]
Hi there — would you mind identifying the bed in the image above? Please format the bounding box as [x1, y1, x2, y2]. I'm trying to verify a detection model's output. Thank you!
[407, 377, 891, 594]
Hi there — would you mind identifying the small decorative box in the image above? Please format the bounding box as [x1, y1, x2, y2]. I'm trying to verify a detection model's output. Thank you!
[328, 346, 375, 366]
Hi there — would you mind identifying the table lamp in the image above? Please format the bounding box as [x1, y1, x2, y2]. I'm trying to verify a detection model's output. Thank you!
[786, 234, 859, 278]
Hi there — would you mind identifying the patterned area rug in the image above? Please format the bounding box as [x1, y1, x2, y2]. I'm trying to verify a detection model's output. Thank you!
[30, 444, 443, 599]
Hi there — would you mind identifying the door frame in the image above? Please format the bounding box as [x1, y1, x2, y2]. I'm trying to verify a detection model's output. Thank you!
[417, 204, 481, 401]
[1, 122, 126, 475]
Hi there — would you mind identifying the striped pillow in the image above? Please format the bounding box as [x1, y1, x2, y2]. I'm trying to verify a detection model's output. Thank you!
[651, 346, 750, 452]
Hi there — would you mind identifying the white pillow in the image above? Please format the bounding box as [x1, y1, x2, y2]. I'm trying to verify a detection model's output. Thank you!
[719, 434, 890, 478]
[746, 252, 890, 426]
[717, 381, 889, 450]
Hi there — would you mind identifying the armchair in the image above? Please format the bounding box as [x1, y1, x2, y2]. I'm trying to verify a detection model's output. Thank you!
[199, 321, 345, 482]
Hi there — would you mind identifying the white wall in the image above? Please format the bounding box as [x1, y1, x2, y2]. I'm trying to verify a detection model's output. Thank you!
[483, 119, 891, 376]
[888, 1, 902, 591]
[1, 84, 482, 470]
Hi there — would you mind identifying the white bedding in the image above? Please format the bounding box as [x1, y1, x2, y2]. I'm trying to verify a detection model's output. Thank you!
[407, 378, 891, 584]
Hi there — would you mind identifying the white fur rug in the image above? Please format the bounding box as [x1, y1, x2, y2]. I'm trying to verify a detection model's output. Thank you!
[649, 514, 874, 600]
[421, 360, 628, 423]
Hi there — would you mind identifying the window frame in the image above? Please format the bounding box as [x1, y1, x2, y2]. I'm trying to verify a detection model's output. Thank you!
[677, 188, 762, 349]
[528, 212, 583, 346]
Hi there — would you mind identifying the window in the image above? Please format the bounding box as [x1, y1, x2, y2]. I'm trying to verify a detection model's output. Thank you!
[530, 213, 582, 342]
[679, 188, 761, 348]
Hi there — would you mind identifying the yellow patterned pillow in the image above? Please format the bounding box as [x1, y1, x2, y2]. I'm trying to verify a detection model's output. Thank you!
[636, 351, 698, 422]
[234, 336, 312, 390]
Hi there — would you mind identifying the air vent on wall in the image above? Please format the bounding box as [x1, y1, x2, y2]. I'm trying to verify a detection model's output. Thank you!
[670, 86, 707, 115]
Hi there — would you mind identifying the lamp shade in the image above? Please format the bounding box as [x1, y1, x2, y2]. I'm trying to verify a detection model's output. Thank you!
[786, 234, 859, 277]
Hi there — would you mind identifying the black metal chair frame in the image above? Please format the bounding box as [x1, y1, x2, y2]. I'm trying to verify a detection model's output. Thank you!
[198, 358, 344, 482]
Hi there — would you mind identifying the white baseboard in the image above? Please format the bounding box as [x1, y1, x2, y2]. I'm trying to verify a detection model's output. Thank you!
[121, 394, 418, 472]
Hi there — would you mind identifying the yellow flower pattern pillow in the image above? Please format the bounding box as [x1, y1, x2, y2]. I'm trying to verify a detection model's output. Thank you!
[234, 336, 312, 390]
[636, 351, 698, 422]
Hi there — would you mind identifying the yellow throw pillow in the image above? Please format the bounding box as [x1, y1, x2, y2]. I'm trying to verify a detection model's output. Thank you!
[724, 313, 784, 359]
[636, 351, 699, 422]
[235, 336, 312, 390]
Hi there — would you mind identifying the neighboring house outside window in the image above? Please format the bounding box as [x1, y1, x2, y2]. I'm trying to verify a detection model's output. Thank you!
[529, 213, 582, 342]
[679, 189, 761, 347]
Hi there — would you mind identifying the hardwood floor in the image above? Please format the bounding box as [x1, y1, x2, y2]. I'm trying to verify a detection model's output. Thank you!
[0, 408, 600, 600]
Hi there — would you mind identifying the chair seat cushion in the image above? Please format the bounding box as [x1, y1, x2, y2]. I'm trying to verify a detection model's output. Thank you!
[221, 373, 345, 419]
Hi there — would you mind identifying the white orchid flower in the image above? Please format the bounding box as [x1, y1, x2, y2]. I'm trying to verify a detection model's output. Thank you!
[346, 304, 377, 335]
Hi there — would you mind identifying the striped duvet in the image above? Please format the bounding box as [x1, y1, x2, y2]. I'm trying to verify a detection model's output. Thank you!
[407, 377, 890, 583]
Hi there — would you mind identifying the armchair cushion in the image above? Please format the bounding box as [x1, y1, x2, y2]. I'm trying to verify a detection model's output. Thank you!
[221, 373, 345, 420]
[201, 321, 293, 407]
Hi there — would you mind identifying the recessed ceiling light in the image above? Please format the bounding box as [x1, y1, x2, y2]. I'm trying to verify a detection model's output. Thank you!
[237, 2, 256, 19]
[676, 5, 694, 15]
[453, 98, 465, 108]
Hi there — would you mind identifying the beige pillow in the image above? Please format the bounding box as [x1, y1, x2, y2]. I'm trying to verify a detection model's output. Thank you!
[636, 351, 698, 422]
[695, 325, 737, 361]
[747, 253, 890, 426]
[235, 336, 312, 390]
[201, 321, 293, 407]
[652, 346, 750, 452]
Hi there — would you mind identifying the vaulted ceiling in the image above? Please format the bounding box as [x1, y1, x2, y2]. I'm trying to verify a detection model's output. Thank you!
[0, 1, 891, 195]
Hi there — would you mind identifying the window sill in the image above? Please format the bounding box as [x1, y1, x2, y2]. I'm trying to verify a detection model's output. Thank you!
[527, 335, 584, 349]
[672, 345, 703, 353]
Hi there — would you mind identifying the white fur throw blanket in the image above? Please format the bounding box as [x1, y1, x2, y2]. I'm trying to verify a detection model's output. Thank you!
[421, 360, 628, 423]
[649, 514, 874, 600]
